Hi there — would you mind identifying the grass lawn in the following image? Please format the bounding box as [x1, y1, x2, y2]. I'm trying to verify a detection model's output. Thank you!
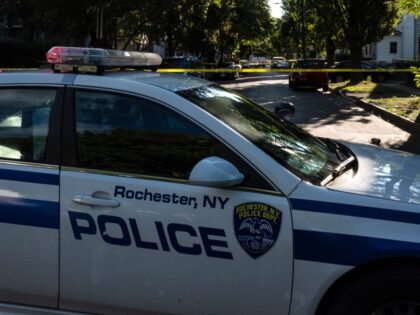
[329, 80, 407, 95]
[365, 96, 420, 122]
[330, 80, 420, 122]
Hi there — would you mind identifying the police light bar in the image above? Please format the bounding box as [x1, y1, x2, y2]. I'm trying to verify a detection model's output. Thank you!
[46, 46, 162, 73]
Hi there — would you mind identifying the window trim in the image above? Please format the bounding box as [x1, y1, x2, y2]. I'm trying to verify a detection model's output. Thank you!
[390, 41, 398, 54]
[63, 87, 279, 193]
[0, 86, 64, 165]
[61, 165, 282, 196]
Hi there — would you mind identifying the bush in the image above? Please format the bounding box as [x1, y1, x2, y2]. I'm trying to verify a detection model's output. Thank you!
[0, 40, 52, 68]
[412, 67, 420, 88]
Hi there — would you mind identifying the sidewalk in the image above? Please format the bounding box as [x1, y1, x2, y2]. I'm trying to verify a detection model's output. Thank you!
[381, 81, 420, 96]
[333, 81, 420, 143]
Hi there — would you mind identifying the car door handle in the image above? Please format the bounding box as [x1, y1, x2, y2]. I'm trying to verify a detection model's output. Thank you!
[72, 195, 120, 208]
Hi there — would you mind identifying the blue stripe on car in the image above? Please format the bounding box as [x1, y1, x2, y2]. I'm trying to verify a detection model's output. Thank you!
[290, 198, 420, 225]
[294, 229, 420, 266]
[0, 196, 59, 229]
[0, 168, 59, 185]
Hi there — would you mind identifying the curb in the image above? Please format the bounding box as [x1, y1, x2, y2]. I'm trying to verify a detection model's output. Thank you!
[338, 90, 420, 135]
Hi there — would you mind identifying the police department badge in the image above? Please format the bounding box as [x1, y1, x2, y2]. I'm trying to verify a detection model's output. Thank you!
[234, 203, 281, 259]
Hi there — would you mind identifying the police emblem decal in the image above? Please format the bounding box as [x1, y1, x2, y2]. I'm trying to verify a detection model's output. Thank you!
[234, 203, 281, 259]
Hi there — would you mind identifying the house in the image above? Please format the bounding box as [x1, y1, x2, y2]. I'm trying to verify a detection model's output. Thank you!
[363, 14, 420, 63]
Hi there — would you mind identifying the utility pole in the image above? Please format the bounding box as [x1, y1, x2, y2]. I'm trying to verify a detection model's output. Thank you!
[96, 7, 104, 41]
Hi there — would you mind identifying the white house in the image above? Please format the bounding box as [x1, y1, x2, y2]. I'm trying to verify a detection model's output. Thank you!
[363, 14, 420, 63]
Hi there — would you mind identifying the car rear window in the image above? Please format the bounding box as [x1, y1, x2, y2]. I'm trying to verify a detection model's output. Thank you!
[297, 60, 325, 68]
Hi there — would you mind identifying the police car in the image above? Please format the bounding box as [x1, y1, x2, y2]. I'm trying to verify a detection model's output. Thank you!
[0, 47, 419, 315]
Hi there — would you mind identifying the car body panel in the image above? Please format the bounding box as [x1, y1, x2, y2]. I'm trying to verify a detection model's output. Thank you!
[330, 141, 420, 204]
[0, 163, 60, 307]
[59, 170, 293, 315]
[289, 179, 420, 314]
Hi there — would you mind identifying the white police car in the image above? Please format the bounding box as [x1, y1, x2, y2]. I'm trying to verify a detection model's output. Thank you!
[0, 47, 418, 315]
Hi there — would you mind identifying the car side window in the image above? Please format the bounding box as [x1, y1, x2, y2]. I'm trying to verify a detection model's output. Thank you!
[0, 89, 55, 162]
[74, 90, 273, 190]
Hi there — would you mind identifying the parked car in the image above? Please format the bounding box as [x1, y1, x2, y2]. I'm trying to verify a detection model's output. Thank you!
[239, 59, 249, 68]
[159, 56, 204, 78]
[249, 56, 270, 68]
[288, 58, 329, 91]
[272, 56, 286, 63]
[329, 60, 389, 83]
[271, 60, 291, 69]
[211, 61, 241, 80]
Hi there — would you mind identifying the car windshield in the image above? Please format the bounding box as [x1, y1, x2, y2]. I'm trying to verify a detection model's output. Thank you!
[178, 84, 342, 184]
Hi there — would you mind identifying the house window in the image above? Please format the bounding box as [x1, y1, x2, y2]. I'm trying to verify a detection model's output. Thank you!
[390, 42, 397, 54]
[418, 37, 420, 55]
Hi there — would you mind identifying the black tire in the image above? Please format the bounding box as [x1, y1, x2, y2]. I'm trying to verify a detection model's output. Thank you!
[323, 264, 420, 315]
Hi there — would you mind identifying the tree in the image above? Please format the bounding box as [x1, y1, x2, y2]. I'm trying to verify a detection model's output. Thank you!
[399, 0, 420, 16]
[335, 0, 400, 81]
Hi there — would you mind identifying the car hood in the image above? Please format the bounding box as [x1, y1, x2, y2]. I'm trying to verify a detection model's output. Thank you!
[328, 142, 420, 205]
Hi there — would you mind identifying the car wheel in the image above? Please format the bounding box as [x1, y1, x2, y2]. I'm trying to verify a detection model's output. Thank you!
[322, 85, 329, 92]
[323, 264, 420, 315]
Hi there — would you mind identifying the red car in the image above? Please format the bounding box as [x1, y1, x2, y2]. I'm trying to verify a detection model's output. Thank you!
[288, 59, 329, 92]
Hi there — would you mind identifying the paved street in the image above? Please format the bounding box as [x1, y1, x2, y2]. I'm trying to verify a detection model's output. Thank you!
[221, 74, 420, 155]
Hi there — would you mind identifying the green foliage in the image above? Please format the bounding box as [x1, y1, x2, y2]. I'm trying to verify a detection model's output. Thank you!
[399, 0, 420, 16]
[0, 0, 274, 60]
[411, 67, 420, 88]
[281, 0, 400, 67]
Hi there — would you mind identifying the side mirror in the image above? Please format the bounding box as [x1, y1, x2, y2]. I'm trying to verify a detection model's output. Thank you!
[274, 102, 295, 120]
[189, 156, 245, 187]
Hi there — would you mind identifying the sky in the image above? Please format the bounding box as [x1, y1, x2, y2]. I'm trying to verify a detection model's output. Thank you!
[268, 0, 283, 18]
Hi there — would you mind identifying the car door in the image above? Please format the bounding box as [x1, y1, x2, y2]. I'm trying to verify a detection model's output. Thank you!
[0, 87, 62, 307]
[59, 89, 293, 315]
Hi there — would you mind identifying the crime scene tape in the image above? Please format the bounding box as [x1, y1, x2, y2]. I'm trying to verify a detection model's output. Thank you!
[157, 68, 417, 73]
[0, 68, 417, 73]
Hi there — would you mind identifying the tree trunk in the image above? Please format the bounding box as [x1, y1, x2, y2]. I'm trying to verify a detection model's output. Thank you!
[167, 34, 175, 56]
[350, 44, 363, 83]
[326, 37, 335, 66]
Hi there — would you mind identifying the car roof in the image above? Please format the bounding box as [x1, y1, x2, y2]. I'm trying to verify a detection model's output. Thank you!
[334, 61, 375, 68]
[0, 71, 210, 93]
[105, 71, 209, 92]
[163, 56, 198, 60]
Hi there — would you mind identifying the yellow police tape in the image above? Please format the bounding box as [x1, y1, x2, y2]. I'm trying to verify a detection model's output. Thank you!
[0, 68, 38, 72]
[0, 68, 416, 73]
[157, 68, 416, 73]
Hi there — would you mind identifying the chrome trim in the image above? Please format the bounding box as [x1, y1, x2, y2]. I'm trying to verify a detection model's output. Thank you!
[61, 166, 283, 196]
[0, 84, 65, 88]
[0, 159, 59, 170]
